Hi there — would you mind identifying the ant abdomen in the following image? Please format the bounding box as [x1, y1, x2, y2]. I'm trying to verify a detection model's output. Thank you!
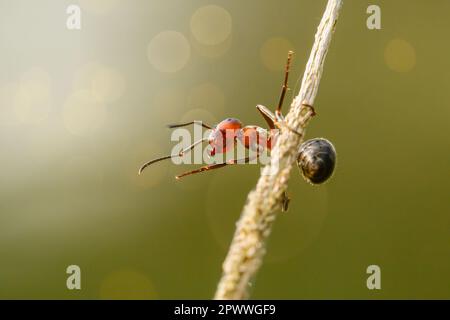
[297, 138, 336, 184]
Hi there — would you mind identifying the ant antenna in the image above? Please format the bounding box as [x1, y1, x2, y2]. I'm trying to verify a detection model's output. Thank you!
[138, 155, 172, 175]
[166, 121, 213, 130]
[138, 138, 207, 175]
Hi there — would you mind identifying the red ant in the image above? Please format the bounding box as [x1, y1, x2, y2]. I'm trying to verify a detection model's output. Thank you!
[139, 51, 314, 178]
[139, 51, 322, 211]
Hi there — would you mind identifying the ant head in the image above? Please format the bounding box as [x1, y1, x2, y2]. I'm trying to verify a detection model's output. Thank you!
[207, 118, 242, 156]
[216, 118, 242, 131]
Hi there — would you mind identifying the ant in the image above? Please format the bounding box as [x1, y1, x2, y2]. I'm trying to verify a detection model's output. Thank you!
[139, 51, 315, 177]
[138, 51, 329, 211]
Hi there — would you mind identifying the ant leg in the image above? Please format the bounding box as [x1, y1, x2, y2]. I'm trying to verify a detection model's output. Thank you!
[256, 104, 276, 129]
[138, 138, 207, 175]
[268, 51, 303, 136]
[256, 104, 302, 138]
[281, 191, 290, 212]
[257, 53, 309, 137]
[273, 103, 316, 137]
[175, 156, 257, 180]
[167, 121, 213, 130]
[300, 103, 316, 117]
[275, 50, 294, 121]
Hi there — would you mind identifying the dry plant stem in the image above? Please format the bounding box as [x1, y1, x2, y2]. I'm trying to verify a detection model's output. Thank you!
[214, 0, 343, 300]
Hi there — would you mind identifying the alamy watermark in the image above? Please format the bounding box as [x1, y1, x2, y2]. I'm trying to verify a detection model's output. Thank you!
[366, 265, 381, 290]
[366, 5, 381, 30]
[66, 265, 81, 290]
[66, 5, 81, 30]
[167, 124, 280, 176]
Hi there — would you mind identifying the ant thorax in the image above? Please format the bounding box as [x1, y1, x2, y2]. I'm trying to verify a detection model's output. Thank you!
[238, 126, 270, 153]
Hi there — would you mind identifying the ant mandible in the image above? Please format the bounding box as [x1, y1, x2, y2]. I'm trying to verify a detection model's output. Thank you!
[139, 51, 314, 178]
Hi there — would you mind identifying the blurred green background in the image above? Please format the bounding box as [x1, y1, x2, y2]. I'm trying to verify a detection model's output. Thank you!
[0, 0, 449, 299]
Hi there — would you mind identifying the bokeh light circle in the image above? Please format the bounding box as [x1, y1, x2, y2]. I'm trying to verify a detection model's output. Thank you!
[260, 37, 295, 71]
[191, 34, 232, 59]
[190, 5, 232, 46]
[0, 82, 20, 126]
[63, 90, 107, 136]
[73, 62, 102, 90]
[91, 66, 126, 103]
[73, 62, 126, 104]
[147, 31, 191, 73]
[13, 67, 52, 124]
[384, 39, 416, 72]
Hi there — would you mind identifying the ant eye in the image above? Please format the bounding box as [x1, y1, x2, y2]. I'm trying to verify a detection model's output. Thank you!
[297, 138, 336, 184]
